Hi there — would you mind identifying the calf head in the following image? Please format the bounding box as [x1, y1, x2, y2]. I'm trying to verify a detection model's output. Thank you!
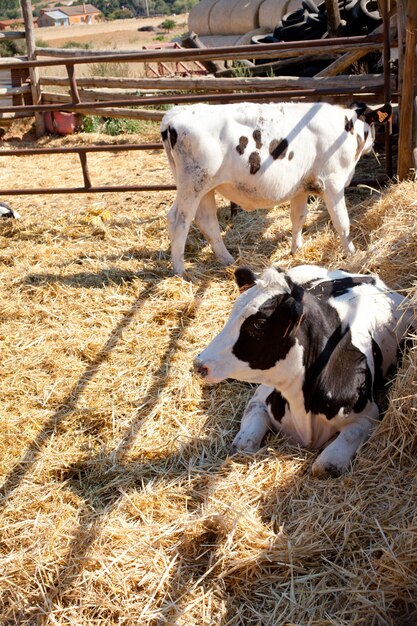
[194, 267, 304, 386]
[348, 102, 392, 155]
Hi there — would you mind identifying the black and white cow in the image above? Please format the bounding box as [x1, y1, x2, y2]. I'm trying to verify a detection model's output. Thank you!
[161, 101, 391, 276]
[194, 265, 414, 476]
[0, 201, 20, 219]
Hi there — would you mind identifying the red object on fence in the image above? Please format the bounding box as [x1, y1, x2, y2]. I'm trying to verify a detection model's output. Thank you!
[44, 111, 79, 135]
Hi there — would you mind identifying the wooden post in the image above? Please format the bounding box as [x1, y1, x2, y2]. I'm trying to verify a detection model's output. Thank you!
[20, 0, 45, 136]
[325, 0, 342, 37]
[397, 0, 417, 180]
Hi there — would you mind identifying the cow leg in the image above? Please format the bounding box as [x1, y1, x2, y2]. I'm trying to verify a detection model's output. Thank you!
[194, 191, 235, 266]
[232, 385, 273, 453]
[290, 193, 308, 254]
[312, 401, 379, 477]
[323, 185, 355, 255]
[167, 196, 201, 276]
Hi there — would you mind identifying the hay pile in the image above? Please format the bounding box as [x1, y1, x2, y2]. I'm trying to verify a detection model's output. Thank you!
[0, 130, 416, 625]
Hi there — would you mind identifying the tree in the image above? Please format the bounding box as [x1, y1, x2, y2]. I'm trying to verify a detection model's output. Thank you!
[172, 0, 198, 12]
[0, 0, 20, 20]
[160, 18, 176, 32]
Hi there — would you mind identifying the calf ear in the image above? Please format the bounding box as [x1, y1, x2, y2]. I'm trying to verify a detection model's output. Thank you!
[367, 103, 392, 125]
[368, 104, 392, 124]
[286, 298, 304, 336]
[235, 266, 257, 293]
[272, 296, 304, 338]
[348, 103, 392, 125]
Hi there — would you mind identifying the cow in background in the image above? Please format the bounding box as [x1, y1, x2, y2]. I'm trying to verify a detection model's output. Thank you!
[161, 101, 391, 275]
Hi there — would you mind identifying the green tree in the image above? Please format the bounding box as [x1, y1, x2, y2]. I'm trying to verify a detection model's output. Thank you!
[160, 18, 176, 32]
[0, 0, 20, 20]
[172, 0, 198, 12]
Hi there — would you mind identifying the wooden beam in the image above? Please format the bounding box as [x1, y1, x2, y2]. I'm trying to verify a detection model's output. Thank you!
[316, 18, 396, 77]
[0, 85, 30, 96]
[41, 93, 165, 120]
[0, 31, 25, 40]
[397, 0, 417, 180]
[20, 0, 44, 136]
[313, 48, 380, 77]
[39, 73, 388, 92]
[325, 0, 342, 36]
[33, 40, 383, 64]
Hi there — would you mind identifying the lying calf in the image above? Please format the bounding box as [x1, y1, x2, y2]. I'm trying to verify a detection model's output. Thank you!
[161, 101, 391, 275]
[194, 265, 414, 476]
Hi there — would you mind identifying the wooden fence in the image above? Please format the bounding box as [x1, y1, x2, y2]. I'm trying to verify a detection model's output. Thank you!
[0, 0, 415, 196]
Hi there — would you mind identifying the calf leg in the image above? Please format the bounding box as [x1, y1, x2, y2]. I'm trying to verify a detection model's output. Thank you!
[290, 193, 308, 254]
[323, 184, 355, 255]
[312, 401, 379, 477]
[167, 195, 201, 276]
[194, 191, 235, 266]
[232, 385, 274, 453]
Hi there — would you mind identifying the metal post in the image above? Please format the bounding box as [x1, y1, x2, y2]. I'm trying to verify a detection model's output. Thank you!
[20, 0, 45, 136]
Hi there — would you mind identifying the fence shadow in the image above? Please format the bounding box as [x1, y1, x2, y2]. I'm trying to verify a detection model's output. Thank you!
[1, 271, 224, 621]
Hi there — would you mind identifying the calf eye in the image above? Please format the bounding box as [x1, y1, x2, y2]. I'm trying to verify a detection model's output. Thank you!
[253, 319, 266, 330]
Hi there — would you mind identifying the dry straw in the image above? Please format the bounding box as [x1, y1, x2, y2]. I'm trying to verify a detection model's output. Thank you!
[0, 125, 416, 625]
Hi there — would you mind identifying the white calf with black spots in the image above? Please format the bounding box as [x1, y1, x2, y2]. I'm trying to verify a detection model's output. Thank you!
[194, 265, 414, 477]
[161, 101, 391, 276]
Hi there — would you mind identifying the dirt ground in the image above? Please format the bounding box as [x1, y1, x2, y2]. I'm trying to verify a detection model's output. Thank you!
[35, 15, 189, 50]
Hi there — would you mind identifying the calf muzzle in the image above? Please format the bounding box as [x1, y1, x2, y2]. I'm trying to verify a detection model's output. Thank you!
[193, 358, 209, 378]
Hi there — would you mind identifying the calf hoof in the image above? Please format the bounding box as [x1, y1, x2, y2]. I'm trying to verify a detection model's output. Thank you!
[312, 459, 346, 478]
[231, 433, 261, 454]
[344, 241, 356, 256]
[218, 252, 235, 266]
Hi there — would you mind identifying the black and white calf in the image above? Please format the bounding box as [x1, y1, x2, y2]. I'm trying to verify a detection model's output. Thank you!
[0, 201, 20, 219]
[161, 101, 391, 275]
[194, 265, 414, 476]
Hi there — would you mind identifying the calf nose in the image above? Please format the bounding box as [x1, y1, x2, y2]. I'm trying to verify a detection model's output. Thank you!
[193, 358, 209, 378]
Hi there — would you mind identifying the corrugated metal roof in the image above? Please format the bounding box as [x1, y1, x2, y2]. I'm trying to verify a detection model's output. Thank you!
[43, 10, 69, 20]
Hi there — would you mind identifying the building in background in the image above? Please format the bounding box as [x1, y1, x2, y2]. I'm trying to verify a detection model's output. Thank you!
[38, 4, 101, 27]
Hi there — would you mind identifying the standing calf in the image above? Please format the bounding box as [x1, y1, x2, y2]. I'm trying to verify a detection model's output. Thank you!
[194, 265, 414, 476]
[161, 101, 391, 275]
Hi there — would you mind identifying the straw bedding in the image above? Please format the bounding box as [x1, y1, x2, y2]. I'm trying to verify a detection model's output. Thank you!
[0, 127, 416, 625]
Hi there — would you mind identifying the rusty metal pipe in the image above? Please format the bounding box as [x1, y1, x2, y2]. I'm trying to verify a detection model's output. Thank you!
[0, 143, 163, 156]
[0, 179, 388, 196]
[0, 185, 176, 195]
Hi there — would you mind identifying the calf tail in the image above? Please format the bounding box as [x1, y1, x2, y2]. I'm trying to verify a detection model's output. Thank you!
[161, 124, 178, 181]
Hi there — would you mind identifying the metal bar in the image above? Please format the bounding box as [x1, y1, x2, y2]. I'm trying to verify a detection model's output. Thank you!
[0, 143, 163, 156]
[382, 0, 393, 178]
[0, 85, 385, 115]
[65, 63, 81, 105]
[78, 152, 92, 188]
[0, 179, 388, 196]
[0, 35, 384, 70]
[0, 185, 177, 195]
